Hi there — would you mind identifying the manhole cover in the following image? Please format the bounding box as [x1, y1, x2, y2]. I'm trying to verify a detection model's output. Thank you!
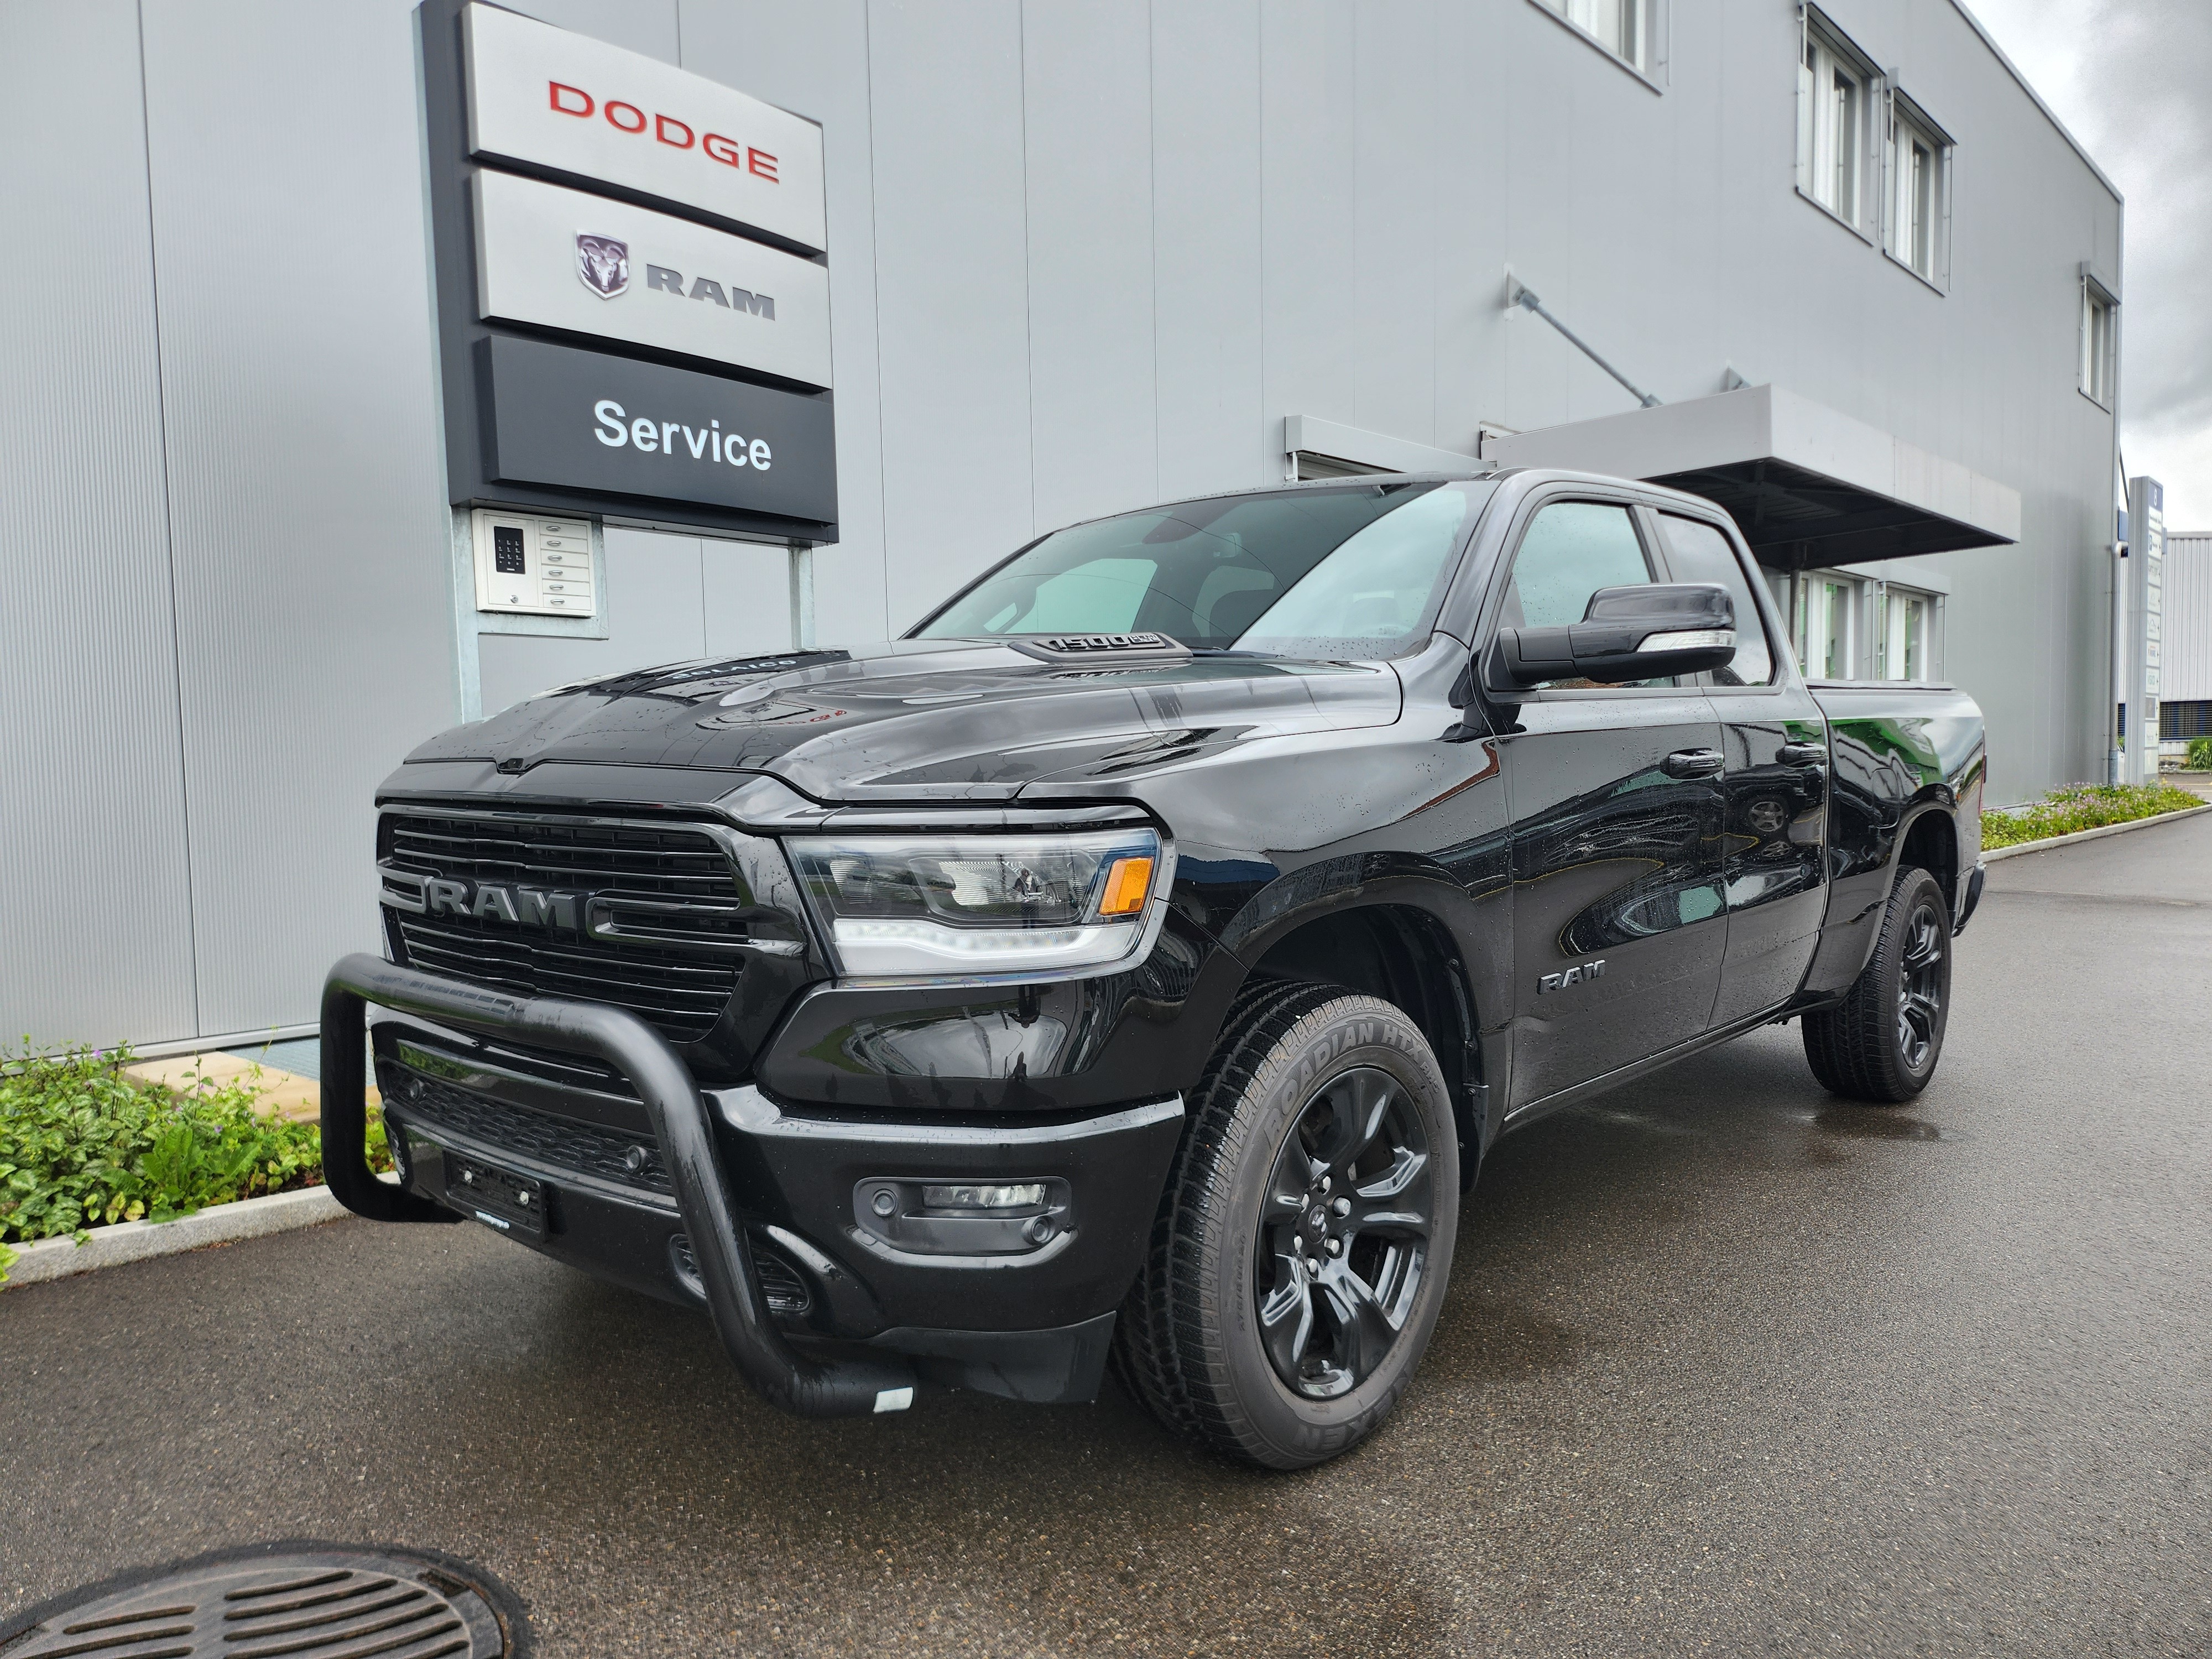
[0, 1543, 527, 1659]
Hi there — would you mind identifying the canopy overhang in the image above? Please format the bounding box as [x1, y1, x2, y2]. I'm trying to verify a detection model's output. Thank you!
[1488, 385, 2021, 571]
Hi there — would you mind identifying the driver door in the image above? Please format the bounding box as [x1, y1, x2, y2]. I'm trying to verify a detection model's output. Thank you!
[1489, 497, 1729, 1112]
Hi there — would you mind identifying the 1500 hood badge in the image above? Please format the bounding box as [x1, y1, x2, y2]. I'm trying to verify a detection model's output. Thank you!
[1539, 959, 1606, 994]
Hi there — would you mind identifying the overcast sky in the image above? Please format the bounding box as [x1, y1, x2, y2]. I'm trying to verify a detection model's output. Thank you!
[1967, 0, 2212, 528]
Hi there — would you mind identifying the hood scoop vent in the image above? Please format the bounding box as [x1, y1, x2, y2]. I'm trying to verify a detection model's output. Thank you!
[1008, 632, 1193, 668]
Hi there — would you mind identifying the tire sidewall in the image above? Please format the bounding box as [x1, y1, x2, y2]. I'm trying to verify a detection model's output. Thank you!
[1204, 998, 1459, 1466]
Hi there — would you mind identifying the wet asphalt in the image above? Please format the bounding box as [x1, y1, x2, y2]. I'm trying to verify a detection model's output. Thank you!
[4, 813, 2209, 1657]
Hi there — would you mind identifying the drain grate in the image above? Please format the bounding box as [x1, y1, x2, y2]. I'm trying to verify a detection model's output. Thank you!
[0, 1544, 527, 1659]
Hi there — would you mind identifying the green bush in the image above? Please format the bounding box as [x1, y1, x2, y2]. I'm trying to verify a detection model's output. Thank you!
[0, 1043, 390, 1281]
[2188, 736, 2212, 771]
[1981, 781, 2202, 849]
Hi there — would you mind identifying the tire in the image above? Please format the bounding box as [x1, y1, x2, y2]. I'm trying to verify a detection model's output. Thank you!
[1803, 865, 1953, 1103]
[1113, 984, 1460, 1469]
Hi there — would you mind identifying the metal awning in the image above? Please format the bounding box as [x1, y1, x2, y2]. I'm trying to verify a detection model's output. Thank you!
[1487, 384, 2021, 570]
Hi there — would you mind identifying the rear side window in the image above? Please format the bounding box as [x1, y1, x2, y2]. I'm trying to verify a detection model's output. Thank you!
[1655, 513, 1776, 686]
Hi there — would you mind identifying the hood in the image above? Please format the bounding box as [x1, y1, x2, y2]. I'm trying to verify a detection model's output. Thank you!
[405, 640, 1403, 803]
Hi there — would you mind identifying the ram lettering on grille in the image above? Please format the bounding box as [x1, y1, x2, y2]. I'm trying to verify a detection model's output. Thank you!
[382, 871, 582, 931]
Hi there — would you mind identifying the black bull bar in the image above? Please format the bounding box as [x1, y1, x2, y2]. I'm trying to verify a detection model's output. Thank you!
[320, 953, 916, 1419]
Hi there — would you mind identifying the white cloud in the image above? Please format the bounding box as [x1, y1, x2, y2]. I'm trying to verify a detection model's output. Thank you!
[1967, 0, 2212, 526]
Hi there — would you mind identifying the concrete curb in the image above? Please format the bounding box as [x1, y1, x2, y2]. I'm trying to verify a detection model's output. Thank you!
[1981, 802, 2212, 864]
[3, 1185, 348, 1288]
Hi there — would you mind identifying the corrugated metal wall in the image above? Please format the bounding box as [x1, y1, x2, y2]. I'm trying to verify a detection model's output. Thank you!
[0, 0, 2127, 1049]
[0, 0, 200, 1048]
[2165, 533, 2212, 703]
[137, 0, 460, 1040]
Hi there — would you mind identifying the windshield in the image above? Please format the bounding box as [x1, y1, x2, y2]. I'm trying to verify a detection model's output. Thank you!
[912, 479, 1493, 656]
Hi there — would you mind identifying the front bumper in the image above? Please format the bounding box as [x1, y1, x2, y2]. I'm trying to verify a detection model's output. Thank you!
[352, 981, 1183, 1406]
[325, 953, 919, 1418]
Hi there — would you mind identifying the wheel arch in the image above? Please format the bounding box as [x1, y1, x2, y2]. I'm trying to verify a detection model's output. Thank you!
[1895, 799, 1961, 915]
[1234, 898, 1488, 1188]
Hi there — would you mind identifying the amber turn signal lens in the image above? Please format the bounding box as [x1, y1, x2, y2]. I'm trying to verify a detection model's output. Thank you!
[1098, 855, 1155, 916]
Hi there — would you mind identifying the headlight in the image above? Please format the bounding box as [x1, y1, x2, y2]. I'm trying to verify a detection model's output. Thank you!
[786, 828, 1166, 980]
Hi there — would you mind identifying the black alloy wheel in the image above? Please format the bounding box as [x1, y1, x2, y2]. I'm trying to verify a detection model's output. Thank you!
[1255, 1066, 1436, 1401]
[1895, 895, 1947, 1071]
[1803, 864, 1954, 1102]
[1112, 984, 1460, 1469]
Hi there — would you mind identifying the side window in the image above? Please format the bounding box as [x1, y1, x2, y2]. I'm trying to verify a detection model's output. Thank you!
[1500, 501, 1672, 689]
[1501, 502, 1654, 627]
[1655, 513, 1777, 686]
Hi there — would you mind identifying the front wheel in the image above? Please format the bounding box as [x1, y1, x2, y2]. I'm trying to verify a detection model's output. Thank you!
[1803, 864, 1954, 1102]
[1113, 985, 1460, 1469]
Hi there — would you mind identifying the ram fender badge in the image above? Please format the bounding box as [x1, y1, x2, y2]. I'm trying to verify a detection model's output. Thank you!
[1538, 958, 1608, 994]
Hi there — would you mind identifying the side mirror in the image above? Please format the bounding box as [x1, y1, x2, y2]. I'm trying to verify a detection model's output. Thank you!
[1483, 583, 1736, 693]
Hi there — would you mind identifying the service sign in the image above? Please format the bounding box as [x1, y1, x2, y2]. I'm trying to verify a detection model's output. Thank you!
[478, 335, 837, 525]
[473, 170, 832, 389]
[462, 2, 827, 255]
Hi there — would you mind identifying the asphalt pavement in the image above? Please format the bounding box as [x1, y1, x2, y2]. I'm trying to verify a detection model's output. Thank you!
[6, 813, 2209, 1657]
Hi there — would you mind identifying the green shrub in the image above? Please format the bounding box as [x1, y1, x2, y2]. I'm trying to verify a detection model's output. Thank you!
[0, 1042, 390, 1281]
[1981, 781, 2202, 849]
[2188, 736, 2212, 771]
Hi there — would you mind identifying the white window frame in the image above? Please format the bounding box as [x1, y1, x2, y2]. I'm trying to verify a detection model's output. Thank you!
[1796, 8, 1880, 242]
[1526, 0, 1670, 91]
[1872, 581, 1942, 681]
[1882, 87, 1953, 293]
[2080, 270, 2119, 410]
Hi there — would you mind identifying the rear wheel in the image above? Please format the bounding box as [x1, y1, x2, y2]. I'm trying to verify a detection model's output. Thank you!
[1113, 985, 1459, 1469]
[1803, 865, 1953, 1102]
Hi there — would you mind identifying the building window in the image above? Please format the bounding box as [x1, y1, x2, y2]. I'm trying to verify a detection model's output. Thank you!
[1876, 585, 1937, 680]
[1530, 0, 1662, 80]
[1885, 93, 1952, 287]
[1798, 12, 1876, 236]
[1794, 573, 1860, 680]
[2081, 276, 2119, 408]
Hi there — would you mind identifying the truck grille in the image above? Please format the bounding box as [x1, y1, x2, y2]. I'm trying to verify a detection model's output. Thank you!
[379, 811, 745, 1044]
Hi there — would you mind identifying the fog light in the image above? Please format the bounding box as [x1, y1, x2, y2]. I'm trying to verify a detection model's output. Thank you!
[921, 1182, 1046, 1210]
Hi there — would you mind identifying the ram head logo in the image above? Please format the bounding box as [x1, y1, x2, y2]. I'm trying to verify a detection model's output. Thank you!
[576, 233, 629, 299]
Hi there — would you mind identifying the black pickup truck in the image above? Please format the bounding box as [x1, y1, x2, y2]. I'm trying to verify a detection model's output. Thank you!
[323, 467, 1985, 1468]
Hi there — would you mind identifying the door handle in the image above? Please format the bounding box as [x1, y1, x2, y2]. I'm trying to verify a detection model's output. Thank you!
[1662, 748, 1724, 779]
[1776, 740, 1828, 765]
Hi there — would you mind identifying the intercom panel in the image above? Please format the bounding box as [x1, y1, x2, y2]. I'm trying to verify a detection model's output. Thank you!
[470, 508, 599, 617]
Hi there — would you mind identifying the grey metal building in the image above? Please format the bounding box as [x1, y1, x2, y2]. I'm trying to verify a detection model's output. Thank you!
[1, 0, 2124, 1053]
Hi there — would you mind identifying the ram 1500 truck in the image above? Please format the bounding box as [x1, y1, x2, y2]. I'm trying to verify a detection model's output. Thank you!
[322, 467, 1985, 1469]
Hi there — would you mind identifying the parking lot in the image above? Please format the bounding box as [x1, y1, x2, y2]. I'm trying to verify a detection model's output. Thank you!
[5, 813, 2209, 1657]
